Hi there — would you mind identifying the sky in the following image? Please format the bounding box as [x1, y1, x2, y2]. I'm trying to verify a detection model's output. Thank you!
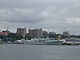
[0, 0, 80, 35]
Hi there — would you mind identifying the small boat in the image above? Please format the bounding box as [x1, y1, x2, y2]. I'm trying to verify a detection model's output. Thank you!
[63, 38, 80, 45]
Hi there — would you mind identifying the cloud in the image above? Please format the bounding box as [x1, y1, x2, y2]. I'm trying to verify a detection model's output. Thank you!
[0, 0, 80, 34]
[66, 18, 80, 24]
[0, 8, 44, 23]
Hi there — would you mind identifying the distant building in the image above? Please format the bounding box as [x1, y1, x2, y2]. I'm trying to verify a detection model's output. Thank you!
[43, 31, 48, 38]
[49, 32, 56, 38]
[17, 27, 26, 37]
[29, 28, 43, 38]
[49, 32, 56, 35]
[63, 31, 70, 37]
[0, 30, 10, 36]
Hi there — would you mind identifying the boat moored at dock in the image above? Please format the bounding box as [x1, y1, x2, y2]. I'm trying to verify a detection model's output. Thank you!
[23, 38, 64, 45]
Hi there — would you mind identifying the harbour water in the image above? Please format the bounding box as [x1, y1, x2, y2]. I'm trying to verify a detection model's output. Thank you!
[0, 44, 80, 60]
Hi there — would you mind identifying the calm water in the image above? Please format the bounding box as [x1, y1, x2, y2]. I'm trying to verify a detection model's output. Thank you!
[0, 44, 80, 60]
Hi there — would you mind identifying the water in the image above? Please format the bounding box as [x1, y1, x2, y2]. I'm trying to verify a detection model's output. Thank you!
[0, 44, 80, 60]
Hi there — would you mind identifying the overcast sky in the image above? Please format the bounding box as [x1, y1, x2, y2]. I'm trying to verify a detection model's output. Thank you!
[0, 0, 80, 35]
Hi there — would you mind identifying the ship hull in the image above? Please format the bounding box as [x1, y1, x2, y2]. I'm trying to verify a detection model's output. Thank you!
[23, 40, 63, 45]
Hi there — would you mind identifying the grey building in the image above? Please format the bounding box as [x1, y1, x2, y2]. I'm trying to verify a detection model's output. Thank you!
[29, 28, 43, 38]
[17, 27, 26, 37]
[63, 31, 70, 37]
[43, 31, 48, 38]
